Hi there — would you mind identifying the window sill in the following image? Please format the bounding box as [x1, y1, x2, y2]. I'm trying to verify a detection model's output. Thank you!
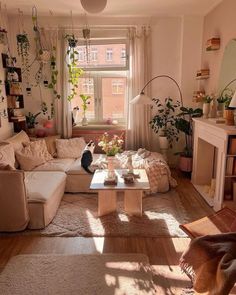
[73, 124, 126, 131]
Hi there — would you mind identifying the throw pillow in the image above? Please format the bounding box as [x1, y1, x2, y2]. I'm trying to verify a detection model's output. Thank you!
[4, 130, 30, 152]
[0, 143, 16, 169]
[16, 140, 53, 171]
[30, 135, 61, 157]
[56, 137, 86, 158]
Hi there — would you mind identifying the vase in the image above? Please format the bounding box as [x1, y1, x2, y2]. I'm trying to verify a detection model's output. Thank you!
[81, 116, 88, 126]
[107, 156, 116, 179]
[217, 102, 224, 118]
[209, 99, 217, 118]
[203, 103, 210, 118]
[179, 156, 193, 172]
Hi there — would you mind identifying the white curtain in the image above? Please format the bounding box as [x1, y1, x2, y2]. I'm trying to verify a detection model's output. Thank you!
[126, 26, 152, 150]
[55, 29, 72, 138]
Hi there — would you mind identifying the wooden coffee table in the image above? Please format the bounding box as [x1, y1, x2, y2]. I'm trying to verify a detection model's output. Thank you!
[90, 169, 150, 217]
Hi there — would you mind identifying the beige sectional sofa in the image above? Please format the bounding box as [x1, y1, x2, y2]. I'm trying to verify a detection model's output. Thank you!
[0, 131, 99, 232]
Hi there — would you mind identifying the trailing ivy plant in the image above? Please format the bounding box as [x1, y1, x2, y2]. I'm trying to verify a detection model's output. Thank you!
[41, 101, 55, 120]
[16, 32, 30, 81]
[149, 97, 180, 148]
[65, 34, 83, 101]
[48, 46, 61, 99]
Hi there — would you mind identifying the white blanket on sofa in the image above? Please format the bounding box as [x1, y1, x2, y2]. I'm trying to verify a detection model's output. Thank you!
[94, 149, 177, 194]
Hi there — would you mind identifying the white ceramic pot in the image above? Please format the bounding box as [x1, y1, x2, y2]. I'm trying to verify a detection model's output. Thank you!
[159, 136, 169, 150]
[203, 103, 210, 118]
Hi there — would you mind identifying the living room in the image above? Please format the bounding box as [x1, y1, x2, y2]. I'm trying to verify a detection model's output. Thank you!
[0, 0, 236, 294]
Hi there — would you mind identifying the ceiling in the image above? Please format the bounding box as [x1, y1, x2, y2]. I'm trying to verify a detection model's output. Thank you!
[5, 0, 223, 17]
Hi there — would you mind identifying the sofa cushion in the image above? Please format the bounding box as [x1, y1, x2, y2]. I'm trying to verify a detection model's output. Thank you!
[4, 130, 30, 152]
[0, 143, 15, 169]
[16, 140, 53, 171]
[56, 137, 86, 159]
[30, 135, 61, 157]
[67, 154, 103, 175]
[34, 158, 76, 172]
[25, 171, 66, 203]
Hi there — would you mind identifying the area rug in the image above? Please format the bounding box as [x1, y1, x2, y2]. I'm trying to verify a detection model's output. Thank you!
[28, 190, 189, 238]
[0, 254, 156, 295]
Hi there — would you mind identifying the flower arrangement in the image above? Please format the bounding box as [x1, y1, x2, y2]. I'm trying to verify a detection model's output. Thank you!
[98, 133, 124, 156]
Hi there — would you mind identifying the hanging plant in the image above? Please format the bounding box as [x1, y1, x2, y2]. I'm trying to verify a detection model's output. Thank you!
[0, 27, 7, 45]
[41, 101, 55, 120]
[16, 32, 30, 81]
[65, 34, 83, 101]
[48, 46, 61, 99]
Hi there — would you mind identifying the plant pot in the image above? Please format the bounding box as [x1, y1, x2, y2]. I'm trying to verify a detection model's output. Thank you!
[203, 103, 210, 118]
[159, 136, 169, 150]
[217, 102, 225, 117]
[27, 128, 35, 136]
[179, 156, 193, 172]
[224, 109, 234, 126]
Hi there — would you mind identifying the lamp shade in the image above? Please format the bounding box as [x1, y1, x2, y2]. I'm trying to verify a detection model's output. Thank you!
[80, 0, 107, 13]
[229, 90, 236, 108]
[130, 93, 153, 105]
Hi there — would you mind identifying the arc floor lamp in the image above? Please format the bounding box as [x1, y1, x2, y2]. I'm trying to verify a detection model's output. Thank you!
[130, 74, 183, 107]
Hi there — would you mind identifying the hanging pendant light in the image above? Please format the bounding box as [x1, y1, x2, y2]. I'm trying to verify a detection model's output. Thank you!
[80, 0, 107, 14]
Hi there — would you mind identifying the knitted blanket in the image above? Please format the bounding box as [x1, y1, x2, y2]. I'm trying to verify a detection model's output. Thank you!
[180, 233, 236, 295]
[94, 149, 177, 194]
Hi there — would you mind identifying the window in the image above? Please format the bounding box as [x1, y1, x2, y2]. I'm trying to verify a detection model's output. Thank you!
[71, 40, 128, 125]
[82, 79, 94, 94]
[112, 79, 124, 94]
[78, 48, 84, 62]
[106, 48, 113, 61]
[91, 48, 98, 61]
[121, 48, 126, 60]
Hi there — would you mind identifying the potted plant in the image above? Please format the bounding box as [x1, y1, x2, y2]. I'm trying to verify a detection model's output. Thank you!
[175, 107, 203, 172]
[26, 112, 41, 135]
[149, 97, 180, 150]
[221, 90, 234, 125]
[65, 34, 83, 101]
[80, 94, 91, 126]
[16, 32, 30, 81]
[98, 132, 124, 179]
[202, 95, 213, 118]
[216, 94, 227, 117]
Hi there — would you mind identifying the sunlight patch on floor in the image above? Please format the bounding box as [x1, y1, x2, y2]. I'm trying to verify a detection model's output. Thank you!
[92, 237, 105, 253]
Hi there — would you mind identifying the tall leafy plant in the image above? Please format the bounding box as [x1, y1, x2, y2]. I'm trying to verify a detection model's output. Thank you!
[175, 107, 202, 157]
[149, 97, 180, 148]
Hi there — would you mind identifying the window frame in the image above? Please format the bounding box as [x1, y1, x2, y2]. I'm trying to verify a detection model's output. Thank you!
[71, 38, 129, 126]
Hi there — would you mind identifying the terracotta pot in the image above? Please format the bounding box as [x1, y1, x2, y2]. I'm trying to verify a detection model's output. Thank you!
[224, 109, 234, 126]
[179, 156, 193, 172]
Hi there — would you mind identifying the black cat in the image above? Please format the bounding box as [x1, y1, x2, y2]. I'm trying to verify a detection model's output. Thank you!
[81, 140, 95, 174]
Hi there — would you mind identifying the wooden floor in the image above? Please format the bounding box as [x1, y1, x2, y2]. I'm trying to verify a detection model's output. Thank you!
[0, 170, 216, 294]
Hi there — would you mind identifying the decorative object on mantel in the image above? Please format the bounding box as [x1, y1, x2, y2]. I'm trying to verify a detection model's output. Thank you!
[206, 37, 220, 51]
[202, 95, 213, 118]
[80, 0, 107, 14]
[196, 69, 210, 80]
[218, 78, 236, 125]
[98, 132, 124, 182]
